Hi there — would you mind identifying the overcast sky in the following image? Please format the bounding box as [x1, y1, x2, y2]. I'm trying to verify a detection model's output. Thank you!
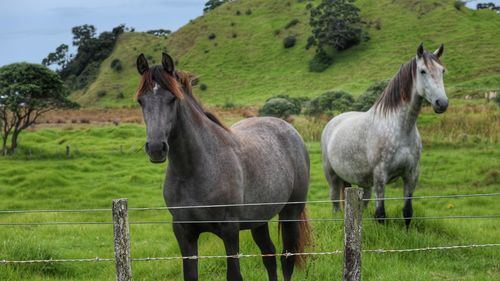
[1, 0, 498, 66]
[1, 0, 206, 66]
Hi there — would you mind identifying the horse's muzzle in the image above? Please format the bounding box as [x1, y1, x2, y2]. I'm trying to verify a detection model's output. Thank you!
[433, 98, 448, 114]
[145, 141, 168, 163]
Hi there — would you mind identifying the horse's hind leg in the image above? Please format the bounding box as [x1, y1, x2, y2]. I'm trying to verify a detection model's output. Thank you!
[323, 162, 344, 212]
[251, 223, 278, 281]
[279, 204, 310, 281]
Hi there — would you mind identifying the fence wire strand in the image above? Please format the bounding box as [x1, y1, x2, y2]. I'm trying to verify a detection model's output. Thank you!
[1, 214, 500, 226]
[1, 192, 499, 214]
[2, 243, 499, 264]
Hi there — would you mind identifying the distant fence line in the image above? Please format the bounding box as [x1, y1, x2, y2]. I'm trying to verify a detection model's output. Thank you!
[1, 190, 500, 281]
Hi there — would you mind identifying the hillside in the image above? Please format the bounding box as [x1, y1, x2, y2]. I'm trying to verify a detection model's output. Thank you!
[72, 0, 500, 108]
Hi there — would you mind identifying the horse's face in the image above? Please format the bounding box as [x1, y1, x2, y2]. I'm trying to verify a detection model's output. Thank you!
[415, 44, 448, 114]
[136, 53, 179, 164]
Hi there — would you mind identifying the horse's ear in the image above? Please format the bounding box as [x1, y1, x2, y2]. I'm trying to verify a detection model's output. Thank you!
[416, 42, 424, 59]
[433, 44, 444, 58]
[162, 52, 175, 74]
[136, 54, 149, 75]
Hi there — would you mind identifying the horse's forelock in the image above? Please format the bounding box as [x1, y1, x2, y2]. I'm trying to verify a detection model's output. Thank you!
[135, 66, 184, 99]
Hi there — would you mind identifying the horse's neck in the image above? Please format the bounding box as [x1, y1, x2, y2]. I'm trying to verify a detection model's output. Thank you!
[373, 89, 423, 135]
[398, 89, 423, 133]
[167, 100, 233, 176]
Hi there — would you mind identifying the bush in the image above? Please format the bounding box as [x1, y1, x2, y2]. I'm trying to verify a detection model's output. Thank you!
[96, 90, 107, 98]
[200, 83, 208, 91]
[266, 95, 309, 115]
[110, 59, 123, 72]
[306, 3, 313, 9]
[454, 0, 465, 10]
[351, 80, 389, 111]
[305, 36, 315, 50]
[304, 91, 354, 116]
[309, 50, 333, 72]
[259, 98, 296, 119]
[245, 9, 252, 15]
[274, 29, 281, 36]
[116, 92, 125, 99]
[236, 10, 241, 15]
[285, 19, 300, 29]
[232, 33, 238, 38]
[208, 33, 216, 40]
[283, 36, 297, 48]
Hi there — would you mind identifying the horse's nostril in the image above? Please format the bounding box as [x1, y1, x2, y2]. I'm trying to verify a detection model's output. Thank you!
[145, 142, 149, 152]
[162, 142, 167, 152]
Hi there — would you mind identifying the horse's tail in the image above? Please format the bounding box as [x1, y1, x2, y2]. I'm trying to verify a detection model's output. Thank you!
[279, 207, 312, 270]
[295, 207, 312, 269]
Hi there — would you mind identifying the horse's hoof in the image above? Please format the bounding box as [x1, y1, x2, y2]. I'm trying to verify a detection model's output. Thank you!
[374, 210, 386, 224]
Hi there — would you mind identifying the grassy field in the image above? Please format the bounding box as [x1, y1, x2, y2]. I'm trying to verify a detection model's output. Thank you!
[72, 0, 500, 108]
[0, 104, 499, 280]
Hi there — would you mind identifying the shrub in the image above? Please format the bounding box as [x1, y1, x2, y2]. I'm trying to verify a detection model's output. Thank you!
[266, 95, 309, 115]
[454, 0, 465, 10]
[285, 19, 300, 29]
[305, 36, 315, 50]
[208, 33, 216, 40]
[200, 83, 208, 91]
[245, 9, 252, 15]
[283, 36, 297, 48]
[274, 29, 281, 36]
[306, 3, 313, 9]
[304, 91, 354, 116]
[309, 50, 333, 72]
[351, 80, 389, 111]
[259, 98, 296, 119]
[232, 33, 238, 38]
[236, 10, 241, 15]
[116, 92, 125, 99]
[110, 59, 123, 72]
[96, 90, 107, 98]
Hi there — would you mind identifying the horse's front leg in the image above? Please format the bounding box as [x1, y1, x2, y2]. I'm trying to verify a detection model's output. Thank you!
[173, 224, 200, 281]
[373, 169, 387, 223]
[403, 166, 419, 229]
[218, 223, 243, 281]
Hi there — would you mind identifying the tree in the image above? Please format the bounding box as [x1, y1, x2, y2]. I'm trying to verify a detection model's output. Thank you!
[42, 44, 69, 68]
[71, 24, 96, 47]
[309, 0, 365, 52]
[0, 63, 77, 154]
[204, 0, 229, 12]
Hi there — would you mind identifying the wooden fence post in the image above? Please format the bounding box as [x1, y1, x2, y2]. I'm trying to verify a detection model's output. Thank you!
[343, 187, 363, 281]
[112, 199, 132, 281]
[65, 145, 70, 158]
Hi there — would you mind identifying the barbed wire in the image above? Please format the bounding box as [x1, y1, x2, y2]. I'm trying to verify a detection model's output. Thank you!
[1, 192, 499, 214]
[2, 243, 499, 264]
[1, 214, 499, 226]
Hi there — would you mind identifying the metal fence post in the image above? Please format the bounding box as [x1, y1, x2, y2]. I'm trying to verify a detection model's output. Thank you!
[343, 188, 363, 281]
[112, 199, 132, 281]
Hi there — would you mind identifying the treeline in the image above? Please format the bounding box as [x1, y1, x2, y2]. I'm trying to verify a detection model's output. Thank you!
[42, 24, 131, 91]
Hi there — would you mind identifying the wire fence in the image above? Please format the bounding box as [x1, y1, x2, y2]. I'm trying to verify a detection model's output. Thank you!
[1, 192, 499, 214]
[2, 243, 499, 264]
[1, 191, 499, 280]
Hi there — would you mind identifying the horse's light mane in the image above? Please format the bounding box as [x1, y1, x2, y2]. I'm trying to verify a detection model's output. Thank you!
[374, 51, 442, 115]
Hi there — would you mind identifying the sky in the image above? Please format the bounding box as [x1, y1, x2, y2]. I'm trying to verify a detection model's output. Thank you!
[0, 0, 206, 66]
[1, 0, 499, 67]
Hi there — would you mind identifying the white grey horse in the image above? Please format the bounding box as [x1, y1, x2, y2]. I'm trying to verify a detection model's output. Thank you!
[321, 43, 448, 227]
[136, 53, 311, 281]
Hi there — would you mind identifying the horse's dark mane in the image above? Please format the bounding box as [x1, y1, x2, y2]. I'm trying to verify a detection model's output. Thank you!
[136, 66, 230, 131]
[374, 51, 441, 114]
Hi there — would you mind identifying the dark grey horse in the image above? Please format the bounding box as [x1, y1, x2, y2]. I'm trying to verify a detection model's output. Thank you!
[321, 44, 448, 228]
[135, 53, 311, 281]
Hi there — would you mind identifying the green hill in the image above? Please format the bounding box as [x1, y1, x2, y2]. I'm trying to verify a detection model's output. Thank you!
[72, 0, 500, 108]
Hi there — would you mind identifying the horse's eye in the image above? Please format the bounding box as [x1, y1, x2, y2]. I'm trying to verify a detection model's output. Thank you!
[420, 70, 426, 75]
